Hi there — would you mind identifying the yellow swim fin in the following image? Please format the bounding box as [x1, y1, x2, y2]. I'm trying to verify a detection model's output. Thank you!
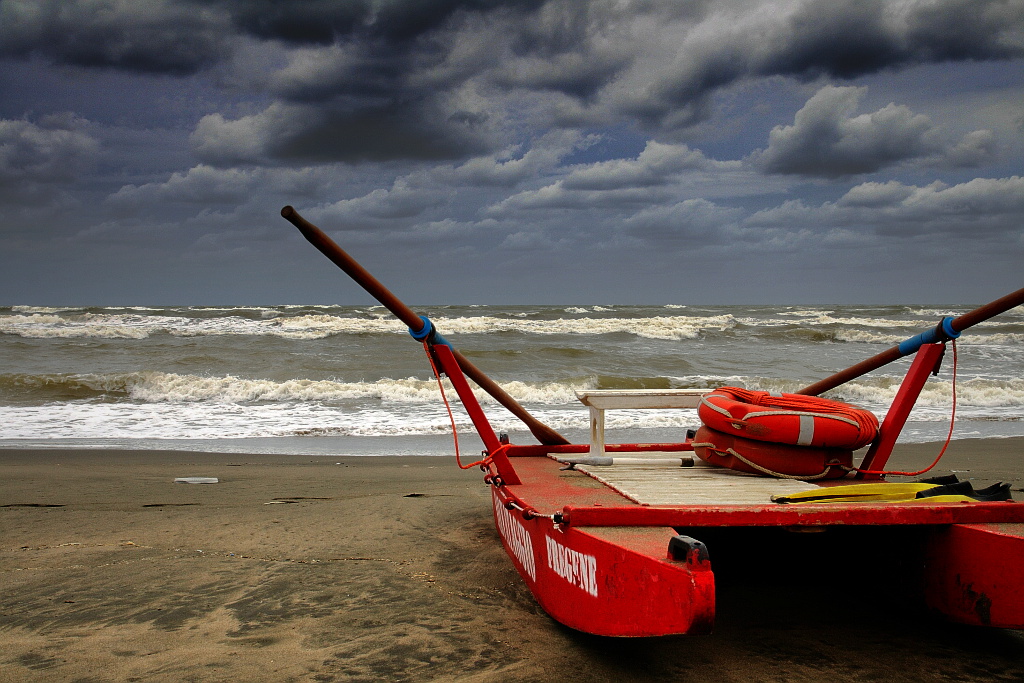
[773, 480, 1011, 504]
[771, 481, 939, 504]
[908, 495, 978, 504]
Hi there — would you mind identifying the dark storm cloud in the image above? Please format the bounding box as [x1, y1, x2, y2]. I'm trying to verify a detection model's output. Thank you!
[4, 1, 1022, 164]
[208, 0, 369, 45]
[1, 0, 1022, 306]
[190, 100, 499, 165]
[768, 0, 1023, 77]
[212, 0, 547, 45]
[0, 113, 99, 210]
[902, 0, 1024, 62]
[214, 0, 1024, 161]
[189, 1, 553, 163]
[620, 0, 1024, 131]
[0, 0, 231, 75]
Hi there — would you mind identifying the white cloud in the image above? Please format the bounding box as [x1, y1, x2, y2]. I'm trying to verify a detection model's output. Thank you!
[108, 165, 259, 208]
[624, 198, 742, 242]
[499, 229, 568, 251]
[105, 165, 339, 216]
[872, 176, 1024, 231]
[563, 142, 738, 190]
[942, 129, 997, 167]
[748, 176, 1024, 236]
[313, 180, 453, 230]
[0, 114, 99, 185]
[443, 132, 586, 188]
[486, 140, 748, 215]
[751, 85, 995, 177]
[837, 181, 918, 207]
[190, 104, 294, 166]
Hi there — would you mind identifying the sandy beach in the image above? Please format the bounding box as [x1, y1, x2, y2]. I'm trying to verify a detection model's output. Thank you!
[2, 440, 1023, 682]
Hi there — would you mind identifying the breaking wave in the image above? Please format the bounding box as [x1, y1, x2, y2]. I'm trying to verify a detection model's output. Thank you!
[0, 311, 740, 341]
[4, 370, 1022, 414]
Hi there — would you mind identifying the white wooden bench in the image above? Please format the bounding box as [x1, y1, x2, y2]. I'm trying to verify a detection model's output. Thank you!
[575, 389, 707, 456]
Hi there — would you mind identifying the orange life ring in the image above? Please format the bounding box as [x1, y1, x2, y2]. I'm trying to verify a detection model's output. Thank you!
[692, 426, 851, 480]
[697, 386, 878, 450]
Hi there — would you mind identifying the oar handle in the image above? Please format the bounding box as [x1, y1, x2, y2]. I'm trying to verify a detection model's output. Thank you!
[281, 206, 570, 446]
[798, 286, 1024, 396]
[281, 206, 425, 332]
[951, 286, 1024, 331]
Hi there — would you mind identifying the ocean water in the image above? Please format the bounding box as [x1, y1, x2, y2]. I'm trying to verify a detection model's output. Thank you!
[1, 303, 1021, 455]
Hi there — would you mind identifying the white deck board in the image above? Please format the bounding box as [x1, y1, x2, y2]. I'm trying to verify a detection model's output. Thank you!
[573, 460, 816, 506]
[575, 389, 706, 410]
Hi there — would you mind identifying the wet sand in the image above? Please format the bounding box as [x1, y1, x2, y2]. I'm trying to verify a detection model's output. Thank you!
[2, 439, 1023, 682]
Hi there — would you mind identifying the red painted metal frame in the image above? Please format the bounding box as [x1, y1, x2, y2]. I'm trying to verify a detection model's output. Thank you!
[430, 343, 502, 453]
[497, 450, 1024, 529]
[430, 343, 521, 484]
[561, 501, 1024, 527]
[856, 342, 946, 479]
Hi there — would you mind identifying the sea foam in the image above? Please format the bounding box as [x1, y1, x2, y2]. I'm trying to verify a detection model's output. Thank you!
[0, 311, 739, 341]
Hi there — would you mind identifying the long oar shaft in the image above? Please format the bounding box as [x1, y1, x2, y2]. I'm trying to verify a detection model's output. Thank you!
[798, 286, 1024, 396]
[282, 206, 422, 330]
[281, 206, 570, 446]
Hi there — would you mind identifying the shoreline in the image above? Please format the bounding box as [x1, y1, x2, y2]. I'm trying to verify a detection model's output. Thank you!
[2, 440, 1023, 681]
[2, 434, 1022, 480]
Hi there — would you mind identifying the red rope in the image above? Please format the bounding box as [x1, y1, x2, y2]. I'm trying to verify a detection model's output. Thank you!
[851, 340, 959, 478]
[422, 341, 490, 470]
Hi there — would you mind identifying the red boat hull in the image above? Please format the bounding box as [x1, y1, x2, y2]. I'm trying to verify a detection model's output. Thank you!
[486, 449, 1024, 636]
[491, 486, 715, 637]
[923, 523, 1024, 628]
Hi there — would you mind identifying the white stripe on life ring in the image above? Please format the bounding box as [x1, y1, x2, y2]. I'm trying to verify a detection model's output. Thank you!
[797, 414, 814, 446]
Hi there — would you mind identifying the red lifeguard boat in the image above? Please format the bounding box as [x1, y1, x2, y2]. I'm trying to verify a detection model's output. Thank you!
[283, 206, 1024, 637]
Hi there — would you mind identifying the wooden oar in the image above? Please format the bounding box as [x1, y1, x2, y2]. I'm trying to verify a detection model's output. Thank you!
[797, 286, 1024, 396]
[281, 206, 570, 446]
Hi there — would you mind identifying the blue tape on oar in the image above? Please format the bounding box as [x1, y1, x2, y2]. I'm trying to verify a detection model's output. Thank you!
[897, 316, 961, 356]
[409, 315, 433, 340]
[941, 316, 960, 339]
[408, 315, 450, 346]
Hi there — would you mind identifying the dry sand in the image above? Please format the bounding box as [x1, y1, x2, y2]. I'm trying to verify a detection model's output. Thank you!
[2, 439, 1023, 682]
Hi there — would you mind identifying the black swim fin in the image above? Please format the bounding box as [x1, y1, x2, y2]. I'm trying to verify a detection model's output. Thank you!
[916, 474, 960, 486]
[915, 480, 976, 498]
[915, 481, 1013, 502]
[773, 478, 1015, 505]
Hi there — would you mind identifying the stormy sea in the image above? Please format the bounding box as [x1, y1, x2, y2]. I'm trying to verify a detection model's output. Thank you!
[2, 303, 1021, 455]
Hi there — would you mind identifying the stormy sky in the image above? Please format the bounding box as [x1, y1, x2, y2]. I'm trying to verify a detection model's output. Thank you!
[1, 0, 1022, 305]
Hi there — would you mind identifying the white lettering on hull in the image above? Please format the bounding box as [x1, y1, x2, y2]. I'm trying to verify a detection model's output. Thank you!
[493, 495, 536, 581]
[545, 535, 598, 597]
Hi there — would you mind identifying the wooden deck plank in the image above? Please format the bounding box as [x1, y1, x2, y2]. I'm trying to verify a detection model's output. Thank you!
[574, 461, 814, 506]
